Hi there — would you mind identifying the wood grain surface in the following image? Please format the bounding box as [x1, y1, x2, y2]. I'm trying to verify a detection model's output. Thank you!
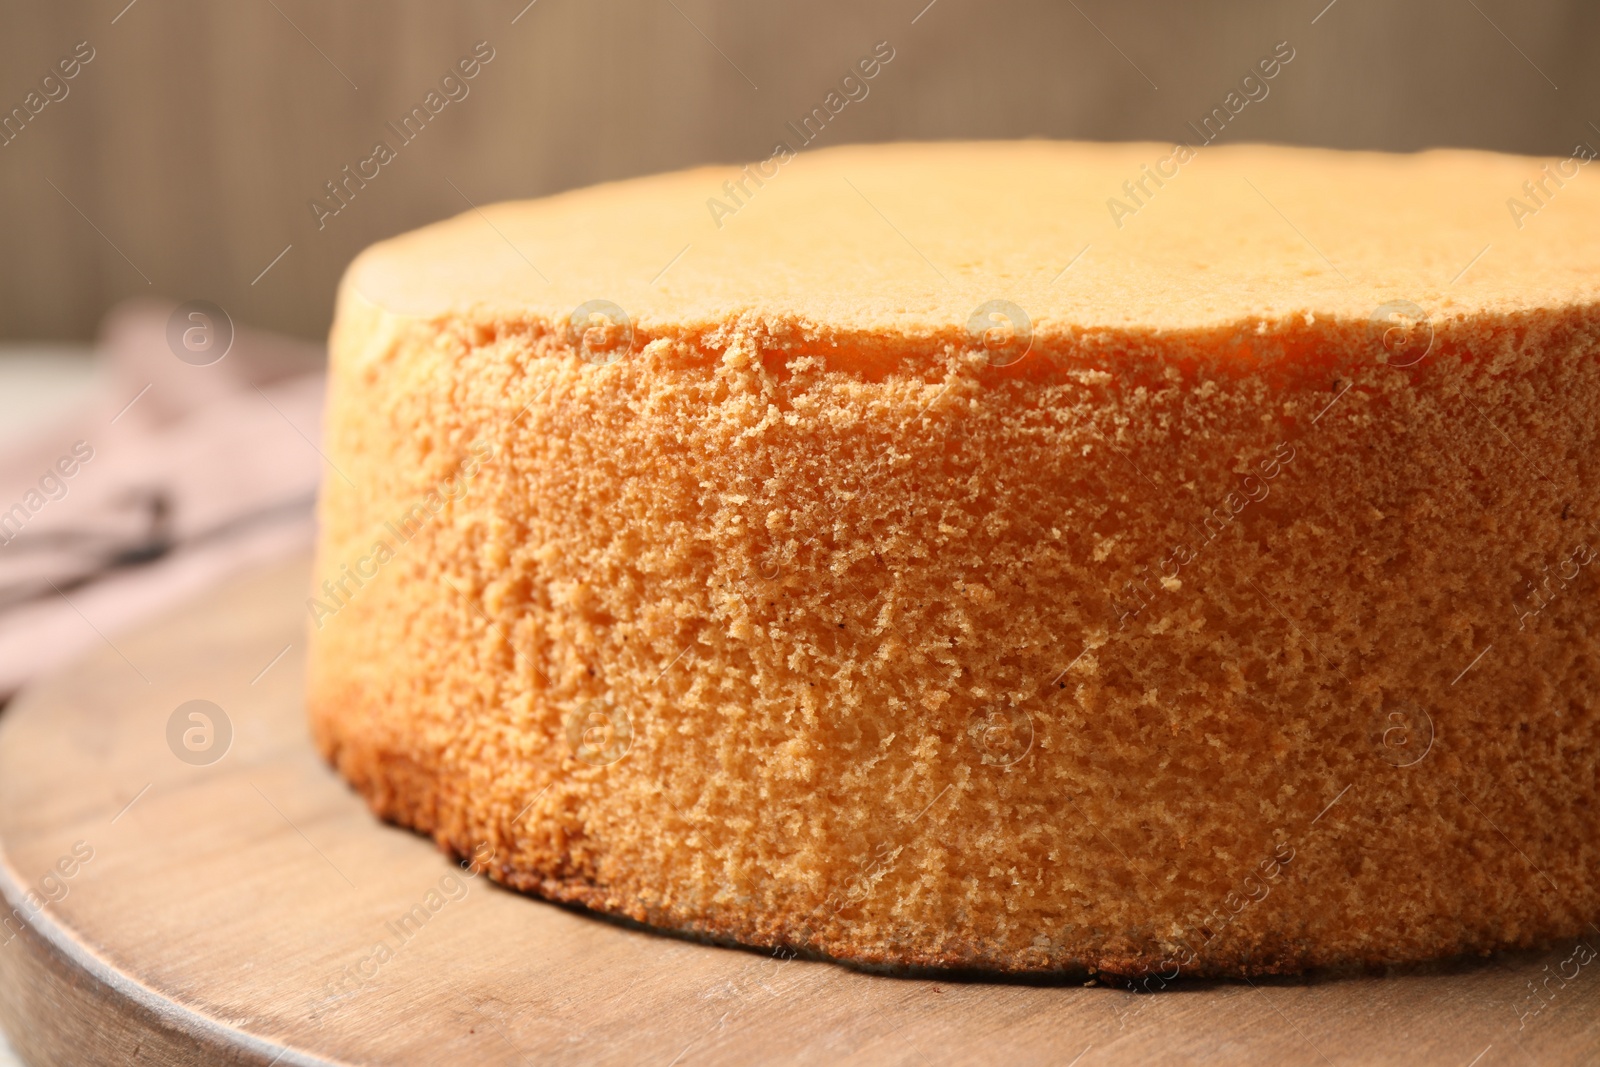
[0, 558, 1596, 1065]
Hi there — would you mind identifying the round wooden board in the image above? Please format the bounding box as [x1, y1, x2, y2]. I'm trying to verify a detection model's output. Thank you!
[0, 559, 1596, 1066]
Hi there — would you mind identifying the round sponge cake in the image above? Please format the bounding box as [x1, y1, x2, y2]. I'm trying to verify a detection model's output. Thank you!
[309, 140, 1600, 976]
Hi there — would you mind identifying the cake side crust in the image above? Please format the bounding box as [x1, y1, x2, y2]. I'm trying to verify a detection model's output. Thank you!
[308, 286, 1600, 978]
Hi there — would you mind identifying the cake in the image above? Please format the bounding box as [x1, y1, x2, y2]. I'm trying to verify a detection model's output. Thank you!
[308, 140, 1600, 977]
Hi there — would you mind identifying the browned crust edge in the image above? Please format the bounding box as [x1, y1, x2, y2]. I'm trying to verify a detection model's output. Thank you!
[312, 708, 1547, 983]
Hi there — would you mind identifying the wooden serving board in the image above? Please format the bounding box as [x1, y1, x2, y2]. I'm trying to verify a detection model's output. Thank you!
[0, 559, 1596, 1066]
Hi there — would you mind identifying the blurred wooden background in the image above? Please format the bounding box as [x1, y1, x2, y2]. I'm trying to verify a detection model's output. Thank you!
[1, 0, 1597, 341]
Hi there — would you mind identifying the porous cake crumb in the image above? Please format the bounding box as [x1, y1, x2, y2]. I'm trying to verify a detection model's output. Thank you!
[309, 141, 1600, 975]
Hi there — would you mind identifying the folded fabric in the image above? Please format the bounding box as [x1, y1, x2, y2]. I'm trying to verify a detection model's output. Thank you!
[0, 300, 326, 699]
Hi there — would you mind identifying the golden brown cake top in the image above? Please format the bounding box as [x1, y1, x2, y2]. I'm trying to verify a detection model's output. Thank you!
[346, 139, 1600, 340]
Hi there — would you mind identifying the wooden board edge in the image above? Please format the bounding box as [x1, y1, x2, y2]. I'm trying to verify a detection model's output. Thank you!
[0, 843, 340, 1067]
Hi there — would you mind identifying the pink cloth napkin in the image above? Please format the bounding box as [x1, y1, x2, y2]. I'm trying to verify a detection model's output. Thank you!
[0, 300, 326, 699]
